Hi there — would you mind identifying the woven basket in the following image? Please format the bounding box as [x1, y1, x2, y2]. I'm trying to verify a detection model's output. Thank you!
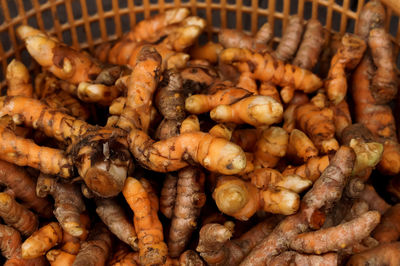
[0, 0, 399, 90]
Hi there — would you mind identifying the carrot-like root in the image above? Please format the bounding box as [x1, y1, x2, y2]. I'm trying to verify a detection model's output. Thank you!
[6, 60, 33, 98]
[123, 177, 168, 266]
[129, 130, 246, 175]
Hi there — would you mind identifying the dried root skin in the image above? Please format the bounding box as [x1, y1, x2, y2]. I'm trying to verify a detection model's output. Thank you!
[155, 119, 181, 140]
[72, 224, 112, 266]
[96, 198, 138, 250]
[155, 69, 185, 120]
[0, 160, 52, 218]
[21, 222, 62, 259]
[293, 19, 324, 70]
[373, 204, 400, 243]
[360, 184, 391, 215]
[240, 147, 355, 266]
[220, 48, 323, 94]
[0, 224, 22, 259]
[6, 60, 33, 98]
[128, 130, 246, 175]
[368, 28, 398, 104]
[123, 177, 168, 266]
[290, 211, 380, 254]
[347, 242, 400, 266]
[118, 46, 162, 132]
[71, 128, 131, 198]
[37, 175, 86, 237]
[196, 223, 232, 264]
[179, 250, 204, 266]
[0, 192, 38, 236]
[355, 0, 386, 40]
[160, 173, 178, 219]
[273, 16, 304, 62]
[210, 95, 283, 127]
[270, 251, 338, 266]
[185, 87, 252, 115]
[197, 216, 279, 266]
[169, 167, 206, 257]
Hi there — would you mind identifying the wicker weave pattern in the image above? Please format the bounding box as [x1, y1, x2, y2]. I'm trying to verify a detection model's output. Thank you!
[0, 0, 399, 90]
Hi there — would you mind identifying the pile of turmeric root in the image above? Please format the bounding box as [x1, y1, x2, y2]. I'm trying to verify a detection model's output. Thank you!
[1, 1, 400, 265]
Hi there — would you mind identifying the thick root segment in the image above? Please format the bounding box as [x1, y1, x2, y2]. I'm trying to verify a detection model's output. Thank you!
[6, 60, 33, 97]
[36, 175, 86, 238]
[190, 42, 224, 63]
[273, 16, 304, 62]
[325, 34, 367, 105]
[185, 87, 252, 115]
[124, 8, 190, 42]
[296, 103, 339, 154]
[347, 242, 400, 266]
[293, 19, 324, 70]
[46, 249, 76, 266]
[352, 56, 400, 175]
[210, 95, 283, 127]
[197, 216, 280, 266]
[21, 222, 62, 259]
[213, 176, 300, 219]
[179, 250, 204, 266]
[0, 192, 38, 236]
[240, 147, 355, 265]
[219, 48, 323, 95]
[196, 223, 232, 264]
[0, 160, 52, 217]
[0, 224, 22, 259]
[72, 223, 112, 266]
[283, 155, 330, 182]
[123, 177, 168, 266]
[270, 252, 337, 266]
[71, 127, 131, 197]
[218, 27, 270, 52]
[372, 204, 400, 243]
[160, 173, 178, 219]
[0, 123, 74, 178]
[355, 0, 386, 40]
[168, 167, 206, 257]
[290, 211, 380, 254]
[368, 28, 398, 104]
[95, 198, 138, 250]
[155, 69, 185, 121]
[0, 96, 90, 144]
[118, 46, 162, 132]
[22, 33, 102, 84]
[128, 130, 246, 175]
[360, 184, 391, 215]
